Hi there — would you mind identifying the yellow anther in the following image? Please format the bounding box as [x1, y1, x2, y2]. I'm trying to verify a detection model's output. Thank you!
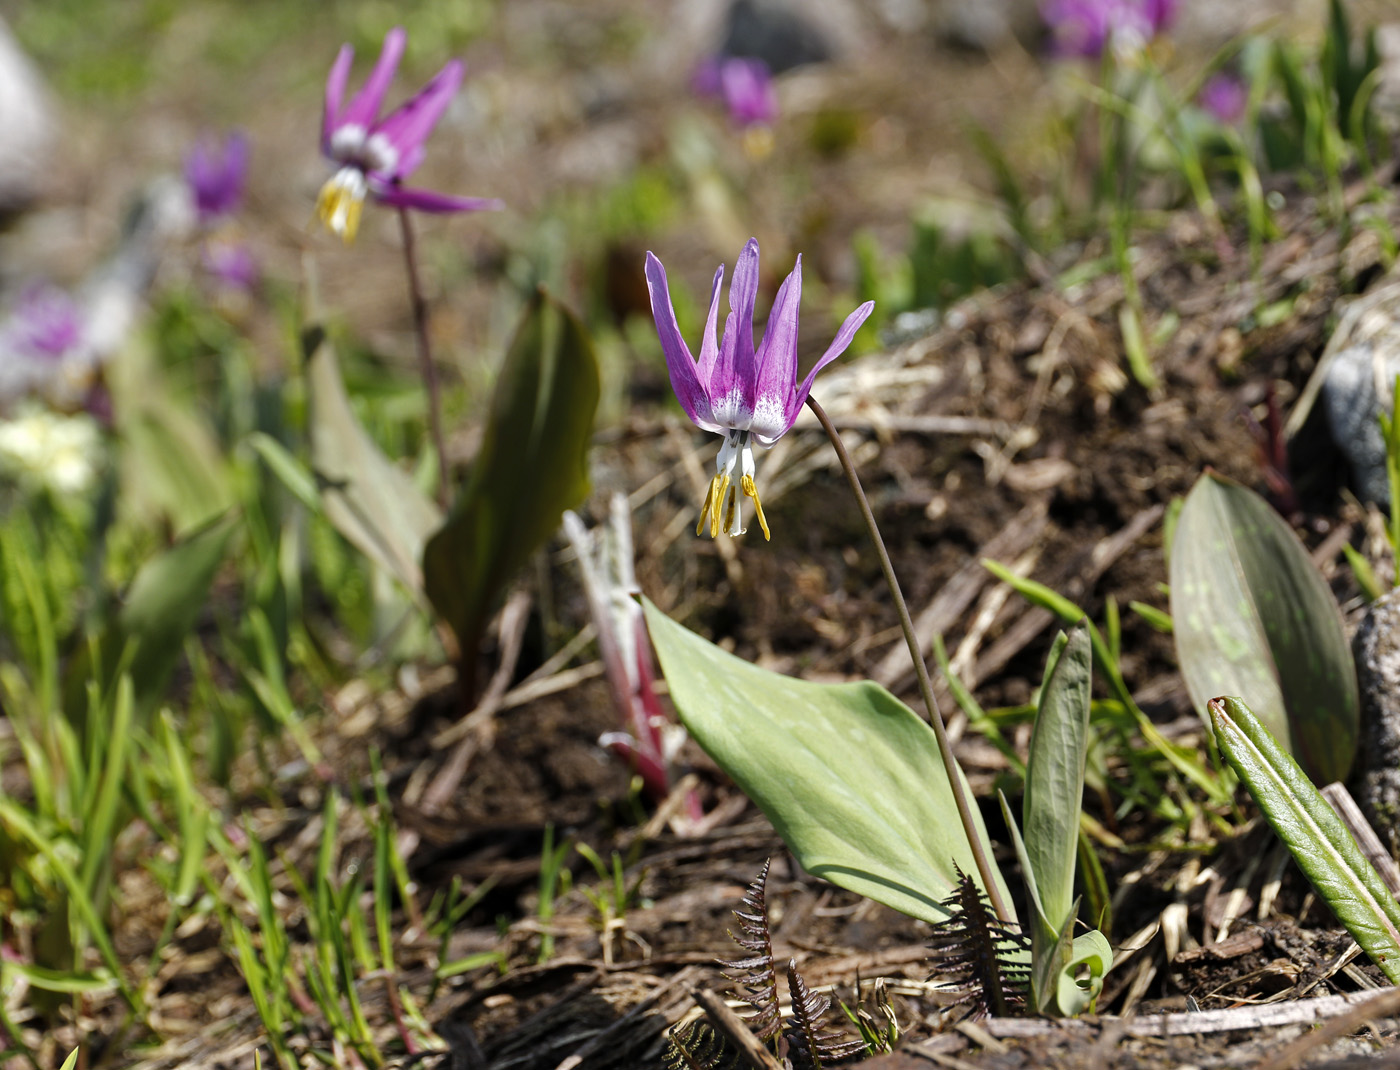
[697, 472, 729, 538]
[723, 479, 741, 535]
[316, 178, 364, 243]
[713, 473, 731, 537]
[741, 473, 770, 541]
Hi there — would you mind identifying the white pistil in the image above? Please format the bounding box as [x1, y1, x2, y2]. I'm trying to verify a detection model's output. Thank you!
[697, 429, 769, 540]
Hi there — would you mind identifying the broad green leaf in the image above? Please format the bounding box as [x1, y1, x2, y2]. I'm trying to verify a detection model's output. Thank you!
[66, 512, 237, 721]
[1023, 625, 1092, 938]
[304, 326, 442, 597]
[118, 512, 237, 710]
[1170, 471, 1358, 783]
[1211, 696, 1400, 982]
[643, 599, 1011, 924]
[424, 291, 599, 664]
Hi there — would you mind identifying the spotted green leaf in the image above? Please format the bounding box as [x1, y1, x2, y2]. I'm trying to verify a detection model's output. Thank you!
[1169, 471, 1357, 784]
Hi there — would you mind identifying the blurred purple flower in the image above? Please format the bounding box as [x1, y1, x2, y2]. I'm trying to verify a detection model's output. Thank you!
[645, 238, 873, 539]
[1042, 0, 1177, 58]
[1199, 72, 1248, 124]
[185, 131, 248, 223]
[0, 283, 88, 404]
[694, 54, 778, 127]
[318, 26, 502, 242]
[201, 239, 260, 292]
[9, 283, 84, 363]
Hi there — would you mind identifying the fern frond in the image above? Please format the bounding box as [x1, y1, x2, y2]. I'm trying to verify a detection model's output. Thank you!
[717, 859, 780, 1040]
[665, 1021, 745, 1070]
[785, 961, 866, 1069]
[927, 870, 1030, 1018]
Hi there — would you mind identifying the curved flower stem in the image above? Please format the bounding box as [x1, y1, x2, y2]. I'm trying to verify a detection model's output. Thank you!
[397, 207, 450, 509]
[805, 395, 1011, 923]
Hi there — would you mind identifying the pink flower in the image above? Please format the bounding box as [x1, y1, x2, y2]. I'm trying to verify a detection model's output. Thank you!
[646, 238, 873, 539]
[1041, 0, 1177, 59]
[185, 131, 247, 223]
[317, 27, 502, 242]
[1199, 73, 1248, 125]
[694, 55, 778, 128]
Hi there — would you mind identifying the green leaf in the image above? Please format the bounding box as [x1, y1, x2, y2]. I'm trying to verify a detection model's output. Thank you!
[643, 599, 1011, 924]
[999, 791, 1056, 1013]
[6, 963, 116, 994]
[247, 431, 322, 514]
[119, 512, 237, 707]
[1057, 930, 1112, 1016]
[424, 290, 599, 663]
[304, 326, 442, 598]
[1023, 625, 1092, 937]
[67, 512, 237, 720]
[1211, 697, 1400, 982]
[1169, 471, 1358, 784]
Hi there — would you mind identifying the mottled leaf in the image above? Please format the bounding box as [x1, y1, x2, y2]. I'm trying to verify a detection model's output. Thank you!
[1170, 471, 1357, 783]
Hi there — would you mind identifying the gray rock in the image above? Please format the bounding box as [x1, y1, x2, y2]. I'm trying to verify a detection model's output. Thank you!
[1352, 588, 1400, 859]
[1320, 342, 1400, 505]
[720, 0, 835, 72]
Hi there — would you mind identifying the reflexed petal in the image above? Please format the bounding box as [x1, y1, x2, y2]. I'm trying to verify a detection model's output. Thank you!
[751, 298, 874, 446]
[370, 183, 504, 213]
[749, 255, 801, 441]
[323, 44, 355, 150]
[696, 264, 724, 390]
[645, 252, 719, 432]
[783, 299, 874, 431]
[372, 60, 464, 180]
[338, 27, 407, 133]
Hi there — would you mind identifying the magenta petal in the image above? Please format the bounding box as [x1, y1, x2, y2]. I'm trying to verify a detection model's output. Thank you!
[645, 252, 719, 433]
[695, 264, 725, 390]
[750, 256, 802, 440]
[323, 44, 355, 150]
[729, 237, 759, 376]
[370, 183, 503, 213]
[767, 298, 874, 443]
[338, 27, 407, 133]
[372, 60, 464, 180]
[711, 238, 760, 423]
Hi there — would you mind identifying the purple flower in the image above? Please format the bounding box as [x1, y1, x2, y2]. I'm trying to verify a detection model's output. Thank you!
[318, 26, 503, 242]
[1041, 0, 1176, 59]
[694, 55, 778, 128]
[185, 132, 248, 223]
[1198, 72, 1248, 125]
[9, 283, 84, 363]
[0, 283, 88, 405]
[646, 238, 873, 539]
[201, 238, 260, 292]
